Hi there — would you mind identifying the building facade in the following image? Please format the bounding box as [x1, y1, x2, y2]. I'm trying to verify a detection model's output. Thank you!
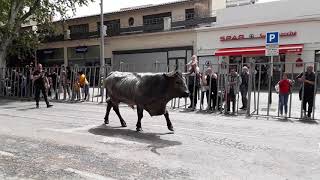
[38, 0, 223, 71]
[196, 0, 320, 74]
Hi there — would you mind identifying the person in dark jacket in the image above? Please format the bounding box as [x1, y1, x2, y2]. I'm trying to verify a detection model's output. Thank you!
[32, 64, 53, 108]
[206, 68, 218, 110]
[296, 65, 316, 118]
[240, 66, 249, 110]
[187, 66, 200, 109]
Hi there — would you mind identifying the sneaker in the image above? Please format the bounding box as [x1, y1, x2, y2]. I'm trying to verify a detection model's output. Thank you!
[284, 114, 288, 118]
[47, 104, 53, 108]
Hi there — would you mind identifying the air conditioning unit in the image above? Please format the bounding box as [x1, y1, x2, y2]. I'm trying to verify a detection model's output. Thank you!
[64, 29, 70, 40]
[163, 17, 171, 31]
[103, 25, 108, 36]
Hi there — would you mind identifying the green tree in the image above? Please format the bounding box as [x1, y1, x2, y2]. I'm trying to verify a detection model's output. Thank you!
[0, 0, 93, 67]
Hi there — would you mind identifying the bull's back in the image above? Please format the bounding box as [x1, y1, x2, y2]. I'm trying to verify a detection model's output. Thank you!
[104, 72, 139, 104]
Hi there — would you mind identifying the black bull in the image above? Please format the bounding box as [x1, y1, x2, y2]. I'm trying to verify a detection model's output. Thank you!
[103, 71, 189, 131]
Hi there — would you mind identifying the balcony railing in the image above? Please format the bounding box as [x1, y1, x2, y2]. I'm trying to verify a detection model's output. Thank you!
[42, 16, 216, 42]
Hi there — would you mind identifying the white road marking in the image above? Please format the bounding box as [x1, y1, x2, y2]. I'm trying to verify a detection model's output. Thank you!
[99, 137, 146, 146]
[149, 124, 259, 138]
[65, 168, 116, 180]
[42, 125, 98, 133]
[0, 151, 15, 157]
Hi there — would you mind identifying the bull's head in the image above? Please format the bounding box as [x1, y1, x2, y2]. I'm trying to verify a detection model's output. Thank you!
[164, 70, 189, 98]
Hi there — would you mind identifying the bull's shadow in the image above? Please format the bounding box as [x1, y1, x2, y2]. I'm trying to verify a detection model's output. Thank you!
[88, 125, 181, 155]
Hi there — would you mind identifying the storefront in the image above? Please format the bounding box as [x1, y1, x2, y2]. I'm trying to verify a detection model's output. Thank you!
[196, 18, 320, 75]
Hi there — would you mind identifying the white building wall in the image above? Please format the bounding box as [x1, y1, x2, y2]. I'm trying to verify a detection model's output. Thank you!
[197, 20, 320, 52]
[216, 0, 320, 27]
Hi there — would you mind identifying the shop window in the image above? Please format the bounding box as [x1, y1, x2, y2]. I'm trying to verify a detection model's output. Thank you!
[69, 24, 89, 34]
[315, 50, 320, 71]
[185, 8, 195, 20]
[97, 19, 120, 36]
[128, 17, 134, 26]
[143, 12, 171, 25]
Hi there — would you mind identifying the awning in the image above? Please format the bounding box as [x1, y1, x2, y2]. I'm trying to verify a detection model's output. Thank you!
[215, 44, 303, 56]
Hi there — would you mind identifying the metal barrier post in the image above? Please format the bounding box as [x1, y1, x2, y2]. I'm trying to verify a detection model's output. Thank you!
[236, 64, 240, 114]
[92, 67, 97, 102]
[247, 62, 253, 116]
[312, 62, 319, 120]
[224, 63, 229, 114]
[192, 75, 196, 110]
[252, 63, 257, 113]
[300, 64, 306, 119]
[208, 72, 212, 111]
[277, 63, 284, 117]
[267, 62, 272, 116]
[289, 64, 294, 118]
[88, 67, 92, 102]
[215, 64, 221, 112]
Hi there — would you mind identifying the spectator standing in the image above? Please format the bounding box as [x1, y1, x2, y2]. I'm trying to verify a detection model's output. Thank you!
[206, 68, 218, 110]
[240, 66, 249, 110]
[78, 71, 89, 101]
[31, 64, 53, 108]
[200, 71, 209, 110]
[276, 73, 294, 118]
[296, 65, 316, 118]
[226, 69, 241, 115]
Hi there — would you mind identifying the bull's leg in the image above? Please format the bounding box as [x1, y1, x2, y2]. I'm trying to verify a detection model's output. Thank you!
[112, 104, 127, 127]
[164, 110, 174, 131]
[136, 106, 143, 132]
[104, 99, 113, 124]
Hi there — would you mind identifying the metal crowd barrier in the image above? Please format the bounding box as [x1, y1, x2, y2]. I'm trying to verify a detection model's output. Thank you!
[0, 62, 319, 121]
[168, 61, 319, 121]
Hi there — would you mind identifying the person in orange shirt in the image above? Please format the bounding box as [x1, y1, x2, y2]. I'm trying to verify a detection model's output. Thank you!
[78, 71, 89, 101]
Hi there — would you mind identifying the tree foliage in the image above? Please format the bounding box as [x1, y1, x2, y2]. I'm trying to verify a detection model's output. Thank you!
[0, 0, 94, 67]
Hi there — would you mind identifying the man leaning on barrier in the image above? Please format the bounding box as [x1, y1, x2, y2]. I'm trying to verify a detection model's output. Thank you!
[240, 66, 249, 110]
[226, 69, 241, 115]
[296, 65, 316, 119]
[31, 64, 53, 108]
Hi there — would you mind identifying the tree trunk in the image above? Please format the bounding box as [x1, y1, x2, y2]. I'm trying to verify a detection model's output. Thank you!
[0, 46, 8, 68]
[0, 37, 11, 68]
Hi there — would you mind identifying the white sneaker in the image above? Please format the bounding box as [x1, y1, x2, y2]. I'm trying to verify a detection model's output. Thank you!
[285, 114, 288, 118]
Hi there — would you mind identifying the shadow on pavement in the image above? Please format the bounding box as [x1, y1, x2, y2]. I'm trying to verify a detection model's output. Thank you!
[298, 119, 319, 125]
[88, 124, 181, 155]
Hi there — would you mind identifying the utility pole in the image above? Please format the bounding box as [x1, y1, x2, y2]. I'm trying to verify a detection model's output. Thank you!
[100, 0, 105, 98]
[100, 0, 105, 68]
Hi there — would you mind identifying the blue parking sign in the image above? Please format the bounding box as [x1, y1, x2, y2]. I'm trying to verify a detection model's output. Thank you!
[266, 32, 279, 44]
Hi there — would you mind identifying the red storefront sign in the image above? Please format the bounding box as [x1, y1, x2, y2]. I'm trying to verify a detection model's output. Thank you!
[220, 31, 297, 41]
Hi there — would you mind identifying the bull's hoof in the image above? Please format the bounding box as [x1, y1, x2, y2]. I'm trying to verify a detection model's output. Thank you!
[168, 126, 174, 132]
[121, 122, 127, 127]
[104, 119, 109, 124]
[136, 127, 143, 132]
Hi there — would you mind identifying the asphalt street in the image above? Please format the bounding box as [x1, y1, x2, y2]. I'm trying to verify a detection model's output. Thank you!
[0, 99, 320, 180]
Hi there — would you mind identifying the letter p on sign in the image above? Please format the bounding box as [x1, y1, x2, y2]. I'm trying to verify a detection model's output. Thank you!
[266, 32, 279, 45]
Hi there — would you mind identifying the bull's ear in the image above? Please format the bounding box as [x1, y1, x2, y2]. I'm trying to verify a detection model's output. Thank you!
[164, 71, 175, 78]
